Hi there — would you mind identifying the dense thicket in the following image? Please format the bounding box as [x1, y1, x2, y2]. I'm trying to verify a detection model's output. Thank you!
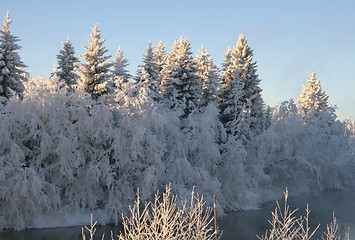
[1, 16, 355, 230]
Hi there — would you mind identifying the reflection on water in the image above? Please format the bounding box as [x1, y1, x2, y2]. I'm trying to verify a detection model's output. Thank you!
[1, 190, 355, 240]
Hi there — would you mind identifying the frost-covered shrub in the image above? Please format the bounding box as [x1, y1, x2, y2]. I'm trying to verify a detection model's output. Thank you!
[254, 102, 355, 197]
[118, 185, 218, 240]
[258, 188, 342, 240]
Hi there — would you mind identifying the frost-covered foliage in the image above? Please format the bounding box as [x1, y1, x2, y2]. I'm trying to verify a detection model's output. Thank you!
[52, 38, 79, 89]
[344, 119, 355, 138]
[135, 43, 161, 101]
[195, 47, 220, 108]
[232, 34, 264, 135]
[112, 48, 131, 90]
[0, 12, 27, 99]
[161, 37, 201, 118]
[153, 41, 166, 82]
[254, 100, 355, 197]
[219, 46, 246, 139]
[259, 188, 342, 240]
[118, 185, 218, 240]
[219, 34, 265, 140]
[1, 29, 355, 231]
[297, 72, 336, 125]
[81, 186, 219, 240]
[77, 24, 112, 99]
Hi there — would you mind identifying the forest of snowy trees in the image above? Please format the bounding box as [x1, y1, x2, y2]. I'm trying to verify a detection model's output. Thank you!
[1, 13, 355, 230]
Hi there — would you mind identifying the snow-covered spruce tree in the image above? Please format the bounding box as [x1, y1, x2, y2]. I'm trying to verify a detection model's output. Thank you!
[0, 12, 27, 99]
[232, 34, 265, 134]
[153, 41, 166, 91]
[77, 24, 112, 100]
[220, 34, 265, 139]
[52, 38, 79, 90]
[136, 43, 158, 83]
[194, 46, 219, 108]
[161, 37, 200, 118]
[219, 46, 246, 138]
[297, 71, 336, 124]
[112, 47, 131, 90]
[135, 42, 161, 101]
[264, 105, 272, 129]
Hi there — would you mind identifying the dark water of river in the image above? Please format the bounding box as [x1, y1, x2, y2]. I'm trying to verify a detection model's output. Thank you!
[218, 190, 355, 239]
[1, 190, 355, 240]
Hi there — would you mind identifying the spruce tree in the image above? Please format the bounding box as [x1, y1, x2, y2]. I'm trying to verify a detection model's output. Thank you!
[137, 43, 158, 84]
[136, 42, 161, 100]
[53, 38, 79, 90]
[219, 46, 245, 137]
[161, 37, 200, 118]
[0, 12, 27, 99]
[78, 24, 112, 100]
[232, 34, 264, 134]
[297, 72, 336, 122]
[262, 105, 272, 130]
[112, 48, 131, 90]
[153, 41, 166, 89]
[219, 34, 265, 138]
[194, 46, 219, 108]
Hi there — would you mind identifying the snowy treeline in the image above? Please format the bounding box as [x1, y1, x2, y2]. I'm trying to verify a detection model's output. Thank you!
[1, 14, 355, 230]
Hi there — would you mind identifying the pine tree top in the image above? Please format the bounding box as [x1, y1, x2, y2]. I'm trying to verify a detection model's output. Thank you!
[78, 24, 112, 99]
[3, 11, 11, 33]
[82, 24, 110, 62]
[298, 71, 332, 118]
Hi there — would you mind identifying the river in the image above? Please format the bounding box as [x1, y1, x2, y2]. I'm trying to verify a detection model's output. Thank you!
[1, 190, 355, 239]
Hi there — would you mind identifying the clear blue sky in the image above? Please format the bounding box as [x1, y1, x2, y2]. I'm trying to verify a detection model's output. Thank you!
[1, 0, 354, 120]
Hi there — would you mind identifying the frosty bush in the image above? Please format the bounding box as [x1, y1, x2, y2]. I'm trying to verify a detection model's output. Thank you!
[258, 188, 346, 240]
[119, 185, 218, 240]
[81, 185, 219, 240]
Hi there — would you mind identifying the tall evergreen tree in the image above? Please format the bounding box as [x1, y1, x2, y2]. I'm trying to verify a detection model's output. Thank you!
[194, 46, 219, 108]
[0, 12, 27, 99]
[161, 37, 200, 118]
[262, 105, 272, 130]
[219, 46, 245, 137]
[137, 43, 158, 84]
[53, 38, 79, 90]
[112, 48, 131, 90]
[232, 34, 264, 134]
[78, 24, 112, 100]
[219, 34, 265, 138]
[153, 41, 166, 85]
[220, 46, 233, 87]
[136, 42, 161, 100]
[297, 72, 336, 122]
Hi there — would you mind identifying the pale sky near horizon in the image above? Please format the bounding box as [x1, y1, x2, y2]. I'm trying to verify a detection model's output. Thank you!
[1, 0, 354, 120]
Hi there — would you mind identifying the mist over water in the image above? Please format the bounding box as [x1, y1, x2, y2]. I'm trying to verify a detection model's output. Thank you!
[1, 190, 355, 240]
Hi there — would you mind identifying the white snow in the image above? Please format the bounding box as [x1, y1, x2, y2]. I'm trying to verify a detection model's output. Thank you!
[1, 34, 355, 231]
[1, 79, 354, 231]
